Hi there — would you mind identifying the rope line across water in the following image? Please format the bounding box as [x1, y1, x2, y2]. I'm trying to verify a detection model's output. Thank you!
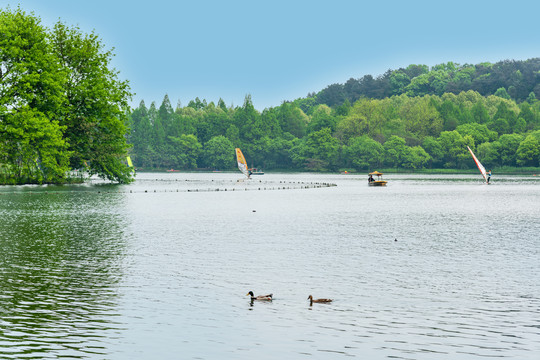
[0, 181, 337, 195]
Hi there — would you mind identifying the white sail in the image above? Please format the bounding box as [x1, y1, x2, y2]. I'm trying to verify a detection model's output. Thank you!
[467, 146, 487, 182]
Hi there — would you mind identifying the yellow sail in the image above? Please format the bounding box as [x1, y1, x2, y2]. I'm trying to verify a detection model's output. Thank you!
[126, 156, 133, 167]
[235, 148, 249, 177]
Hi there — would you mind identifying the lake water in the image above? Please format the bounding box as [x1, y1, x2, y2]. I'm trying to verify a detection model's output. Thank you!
[0, 172, 539, 359]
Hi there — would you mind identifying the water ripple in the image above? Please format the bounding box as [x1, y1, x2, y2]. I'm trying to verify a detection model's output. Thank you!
[1, 174, 539, 359]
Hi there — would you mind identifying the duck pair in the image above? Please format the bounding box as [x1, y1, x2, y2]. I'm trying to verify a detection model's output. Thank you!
[246, 291, 332, 303]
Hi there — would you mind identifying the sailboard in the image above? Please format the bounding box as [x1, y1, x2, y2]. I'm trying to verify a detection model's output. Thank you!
[235, 148, 249, 178]
[467, 146, 487, 183]
[126, 156, 133, 168]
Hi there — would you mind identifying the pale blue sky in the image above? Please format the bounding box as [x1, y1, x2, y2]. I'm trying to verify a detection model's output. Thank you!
[4, 0, 540, 110]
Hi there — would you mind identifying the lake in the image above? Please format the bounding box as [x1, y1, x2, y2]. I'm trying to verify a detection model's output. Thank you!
[0, 172, 539, 359]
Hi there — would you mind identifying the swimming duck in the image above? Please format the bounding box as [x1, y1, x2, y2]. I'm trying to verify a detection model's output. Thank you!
[247, 291, 273, 301]
[308, 295, 333, 303]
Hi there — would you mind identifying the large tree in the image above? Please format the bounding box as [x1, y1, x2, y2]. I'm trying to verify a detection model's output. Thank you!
[203, 135, 234, 170]
[50, 21, 133, 183]
[1, 8, 134, 183]
[0, 8, 70, 183]
[344, 135, 384, 170]
[516, 132, 540, 167]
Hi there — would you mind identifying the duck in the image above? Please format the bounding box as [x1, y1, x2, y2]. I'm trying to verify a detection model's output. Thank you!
[247, 291, 273, 301]
[308, 295, 333, 303]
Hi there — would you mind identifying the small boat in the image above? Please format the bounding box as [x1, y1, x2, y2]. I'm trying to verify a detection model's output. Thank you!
[368, 171, 387, 186]
[249, 168, 264, 175]
[166, 169, 180, 172]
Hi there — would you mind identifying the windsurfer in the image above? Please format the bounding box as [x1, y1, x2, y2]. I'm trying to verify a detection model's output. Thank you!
[235, 148, 250, 179]
[487, 170, 492, 183]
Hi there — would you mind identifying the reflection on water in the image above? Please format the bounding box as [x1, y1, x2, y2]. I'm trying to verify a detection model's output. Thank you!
[0, 191, 127, 358]
[0, 173, 539, 359]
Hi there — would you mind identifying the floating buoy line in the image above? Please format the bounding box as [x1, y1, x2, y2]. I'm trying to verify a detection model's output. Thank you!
[0, 180, 337, 195]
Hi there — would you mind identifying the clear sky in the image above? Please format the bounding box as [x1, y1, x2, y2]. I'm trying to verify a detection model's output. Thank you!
[4, 0, 540, 110]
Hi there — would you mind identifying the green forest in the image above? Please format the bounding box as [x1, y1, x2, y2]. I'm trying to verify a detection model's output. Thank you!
[2, 7, 540, 185]
[128, 59, 540, 173]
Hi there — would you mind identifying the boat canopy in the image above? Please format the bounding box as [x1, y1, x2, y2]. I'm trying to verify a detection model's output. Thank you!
[369, 171, 383, 176]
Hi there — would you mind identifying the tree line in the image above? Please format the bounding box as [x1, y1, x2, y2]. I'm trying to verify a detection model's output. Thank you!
[311, 59, 540, 108]
[128, 90, 540, 172]
[3, 7, 540, 184]
[0, 7, 133, 184]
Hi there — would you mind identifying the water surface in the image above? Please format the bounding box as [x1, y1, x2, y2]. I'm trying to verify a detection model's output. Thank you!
[1, 173, 539, 359]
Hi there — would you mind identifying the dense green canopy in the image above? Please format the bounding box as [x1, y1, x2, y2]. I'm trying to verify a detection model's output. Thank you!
[2, 7, 540, 180]
[128, 90, 540, 172]
[314, 59, 540, 106]
[0, 7, 133, 184]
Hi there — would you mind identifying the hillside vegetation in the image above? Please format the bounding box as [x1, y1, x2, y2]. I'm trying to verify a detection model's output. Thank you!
[128, 59, 540, 172]
[2, 4, 538, 183]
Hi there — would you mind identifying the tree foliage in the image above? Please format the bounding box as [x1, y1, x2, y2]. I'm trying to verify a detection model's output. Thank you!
[8, 8, 540, 179]
[128, 87, 540, 173]
[313, 58, 540, 105]
[0, 7, 133, 184]
[0, 7, 69, 183]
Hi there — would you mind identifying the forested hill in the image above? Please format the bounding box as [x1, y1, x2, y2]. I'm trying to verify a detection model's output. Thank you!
[128, 59, 540, 173]
[308, 58, 540, 108]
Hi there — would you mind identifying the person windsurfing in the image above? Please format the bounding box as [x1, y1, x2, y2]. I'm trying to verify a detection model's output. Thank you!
[487, 169, 492, 184]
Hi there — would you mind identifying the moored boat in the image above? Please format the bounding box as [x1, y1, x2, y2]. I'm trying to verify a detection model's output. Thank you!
[249, 168, 264, 175]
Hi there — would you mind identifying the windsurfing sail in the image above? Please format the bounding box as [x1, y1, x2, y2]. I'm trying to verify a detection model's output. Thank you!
[126, 156, 133, 167]
[235, 148, 249, 177]
[467, 146, 487, 182]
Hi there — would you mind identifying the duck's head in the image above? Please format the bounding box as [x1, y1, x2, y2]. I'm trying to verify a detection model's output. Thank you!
[307, 295, 313, 300]
[247, 291, 254, 297]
